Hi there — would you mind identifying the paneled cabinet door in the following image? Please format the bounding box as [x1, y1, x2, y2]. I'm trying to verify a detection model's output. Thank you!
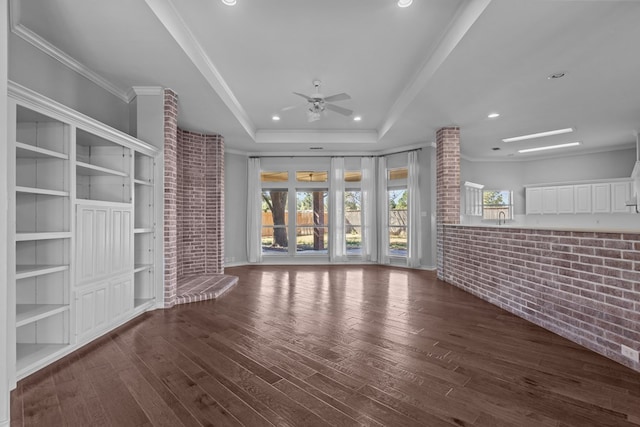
[110, 276, 133, 320]
[76, 205, 110, 284]
[111, 208, 133, 273]
[592, 183, 611, 213]
[526, 187, 542, 214]
[611, 181, 633, 213]
[76, 283, 109, 342]
[557, 186, 575, 214]
[574, 184, 592, 213]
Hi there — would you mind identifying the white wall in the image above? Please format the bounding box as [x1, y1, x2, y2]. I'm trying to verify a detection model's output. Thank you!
[224, 152, 248, 265]
[522, 148, 635, 184]
[1, 0, 10, 424]
[8, 32, 130, 133]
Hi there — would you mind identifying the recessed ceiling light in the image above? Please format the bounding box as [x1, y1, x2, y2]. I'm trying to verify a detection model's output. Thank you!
[353, 116, 362, 122]
[397, 0, 413, 7]
[547, 72, 566, 80]
[503, 127, 574, 143]
[488, 113, 500, 119]
[518, 142, 581, 154]
[272, 115, 280, 121]
[221, 0, 236, 5]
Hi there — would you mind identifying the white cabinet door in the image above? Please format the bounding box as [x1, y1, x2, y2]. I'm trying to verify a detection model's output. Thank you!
[76, 282, 109, 341]
[111, 208, 133, 273]
[526, 187, 542, 214]
[542, 187, 558, 214]
[110, 276, 133, 320]
[592, 183, 611, 213]
[557, 185, 575, 214]
[76, 205, 110, 284]
[611, 181, 633, 213]
[574, 184, 592, 213]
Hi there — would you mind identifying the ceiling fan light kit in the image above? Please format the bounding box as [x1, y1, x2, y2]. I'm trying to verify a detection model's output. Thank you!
[221, 0, 236, 6]
[397, 0, 413, 8]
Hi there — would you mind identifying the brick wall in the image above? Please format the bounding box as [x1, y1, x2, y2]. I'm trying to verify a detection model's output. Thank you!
[436, 127, 460, 280]
[177, 130, 225, 278]
[443, 225, 640, 372]
[163, 89, 178, 308]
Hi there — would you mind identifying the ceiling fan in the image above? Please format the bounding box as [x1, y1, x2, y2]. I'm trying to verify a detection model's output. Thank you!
[283, 80, 353, 122]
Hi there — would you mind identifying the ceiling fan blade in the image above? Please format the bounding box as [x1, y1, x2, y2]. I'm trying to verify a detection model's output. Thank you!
[323, 92, 351, 102]
[326, 103, 353, 117]
[292, 92, 312, 101]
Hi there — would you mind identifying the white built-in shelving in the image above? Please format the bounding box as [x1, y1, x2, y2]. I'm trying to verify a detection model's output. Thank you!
[8, 82, 161, 383]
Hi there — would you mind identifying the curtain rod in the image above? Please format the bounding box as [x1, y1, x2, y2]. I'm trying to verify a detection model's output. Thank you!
[249, 148, 422, 159]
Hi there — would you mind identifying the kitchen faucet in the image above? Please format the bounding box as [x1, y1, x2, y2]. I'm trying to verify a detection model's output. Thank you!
[498, 211, 506, 225]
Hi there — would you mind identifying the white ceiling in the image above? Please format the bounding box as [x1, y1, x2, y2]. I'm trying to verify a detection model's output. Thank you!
[11, 0, 640, 160]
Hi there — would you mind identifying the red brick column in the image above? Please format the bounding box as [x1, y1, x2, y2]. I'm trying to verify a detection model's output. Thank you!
[205, 134, 225, 274]
[176, 131, 225, 278]
[436, 127, 461, 280]
[163, 89, 179, 308]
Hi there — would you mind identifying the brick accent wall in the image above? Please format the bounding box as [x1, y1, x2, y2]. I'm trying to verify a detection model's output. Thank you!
[436, 127, 460, 280]
[443, 225, 640, 372]
[163, 89, 179, 308]
[177, 130, 225, 278]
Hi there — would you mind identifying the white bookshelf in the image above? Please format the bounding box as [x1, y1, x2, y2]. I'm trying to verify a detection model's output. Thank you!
[9, 82, 161, 382]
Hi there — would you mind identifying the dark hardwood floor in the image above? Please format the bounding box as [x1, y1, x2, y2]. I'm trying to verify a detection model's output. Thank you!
[11, 265, 640, 426]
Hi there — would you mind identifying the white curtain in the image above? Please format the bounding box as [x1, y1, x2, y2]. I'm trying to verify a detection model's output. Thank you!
[361, 157, 377, 262]
[377, 156, 389, 264]
[246, 157, 262, 263]
[407, 150, 422, 268]
[329, 157, 347, 262]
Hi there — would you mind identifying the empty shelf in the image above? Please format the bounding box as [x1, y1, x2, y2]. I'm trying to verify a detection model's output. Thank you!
[16, 264, 69, 280]
[16, 304, 69, 327]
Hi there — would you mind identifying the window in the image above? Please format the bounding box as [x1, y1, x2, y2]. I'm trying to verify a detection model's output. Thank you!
[388, 188, 407, 256]
[482, 190, 514, 221]
[345, 190, 362, 254]
[296, 190, 328, 254]
[261, 171, 288, 182]
[296, 171, 328, 182]
[261, 190, 288, 254]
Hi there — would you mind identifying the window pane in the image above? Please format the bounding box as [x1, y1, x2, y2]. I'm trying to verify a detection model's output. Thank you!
[345, 171, 362, 182]
[388, 167, 408, 180]
[296, 171, 328, 182]
[261, 171, 288, 182]
[345, 191, 362, 254]
[482, 190, 513, 221]
[389, 189, 407, 257]
[296, 190, 328, 253]
[262, 190, 288, 253]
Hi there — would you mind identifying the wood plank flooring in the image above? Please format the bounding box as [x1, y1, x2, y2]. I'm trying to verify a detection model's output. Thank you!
[11, 265, 640, 426]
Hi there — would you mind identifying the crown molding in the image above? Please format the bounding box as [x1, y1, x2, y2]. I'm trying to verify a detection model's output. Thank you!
[9, 80, 158, 156]
[9, 0, 130, 103]
[378, 0, 492, 140]
[254, 130, 378, 144]
[126, 86, 165, 101]
[144, 0, 255, 140]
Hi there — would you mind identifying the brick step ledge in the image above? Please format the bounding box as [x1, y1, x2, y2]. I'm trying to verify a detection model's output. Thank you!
[176, 274, 239, 305]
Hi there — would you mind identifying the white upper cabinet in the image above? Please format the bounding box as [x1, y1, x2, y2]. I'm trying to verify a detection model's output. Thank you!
[574, 185, 592, 214]
[611, 181, 633, 213]
[592, 183, 611, 213]
[526, 179, 633, 215]
[556, 186, 575, 214]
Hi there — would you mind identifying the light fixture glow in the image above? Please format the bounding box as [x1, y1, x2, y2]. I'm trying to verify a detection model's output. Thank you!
[517, 142, 581, 154]
[503, 127, 574, 143]
[488, 113, 500, 119]
[397, 0, 413, 7]
[272, 115, 280, 121]
[353, 116, 362, 121]
[221, 0, 236, 5]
